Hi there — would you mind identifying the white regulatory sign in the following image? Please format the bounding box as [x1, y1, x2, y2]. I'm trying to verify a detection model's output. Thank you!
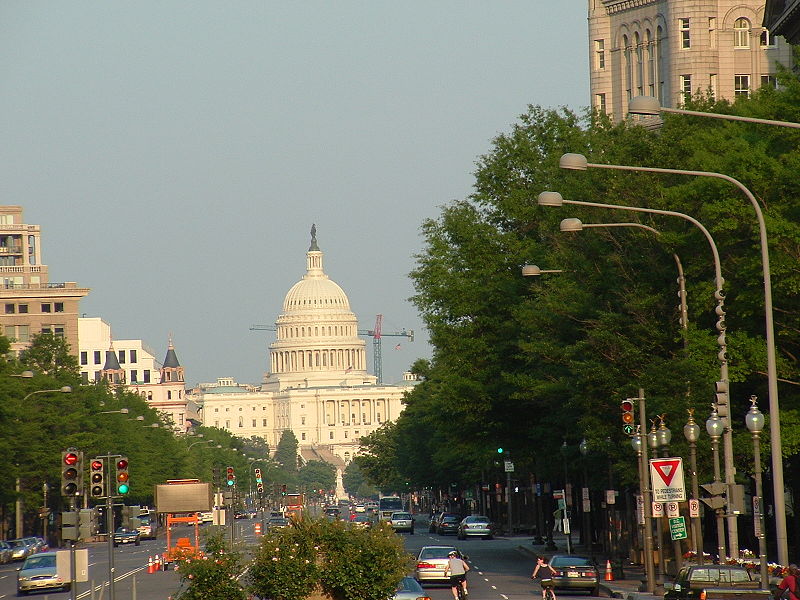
[649, 458, 686, 502]
[652, 502, 664, 518]
[666, 501, 680, 518]
[689, 498, 700, 518]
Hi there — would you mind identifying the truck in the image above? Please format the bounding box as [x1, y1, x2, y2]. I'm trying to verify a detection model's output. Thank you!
[378, 496, 404, 521]
[664, 564, 772, 600]
[283, 493, 305, 521]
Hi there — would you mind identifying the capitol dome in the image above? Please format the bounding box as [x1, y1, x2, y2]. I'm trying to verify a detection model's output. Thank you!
[265, 226, 372, 387]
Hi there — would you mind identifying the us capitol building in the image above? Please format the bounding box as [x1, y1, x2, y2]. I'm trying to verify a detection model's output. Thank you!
[190, 227, 417, 485]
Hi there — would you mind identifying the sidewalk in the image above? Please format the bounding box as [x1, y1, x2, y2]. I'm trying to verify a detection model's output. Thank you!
[515, 532, 663, 600]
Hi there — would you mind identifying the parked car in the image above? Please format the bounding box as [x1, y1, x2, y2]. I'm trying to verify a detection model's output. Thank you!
[389, 512, 414, 534]
[112, 526, 141, 547]
[351, 514, 374, 529]
[17, 552, 69, 595]
[8, 539, 32, 561]
[394, 575, 432, 600]
[664, 564, 770, 600]
[0, 540, 12, 564]
[549, 555, 600, 595]
[414, 545, 467, 584]
[436, 514, 461, 536]
[457, 515, 494, 540]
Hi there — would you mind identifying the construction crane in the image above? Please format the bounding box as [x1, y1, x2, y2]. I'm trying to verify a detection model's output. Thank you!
[249, 314, 413, 384]
[358, 315, 414, 385]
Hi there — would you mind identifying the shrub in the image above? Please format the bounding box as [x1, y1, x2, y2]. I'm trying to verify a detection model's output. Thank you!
[172, 531, 247, 600]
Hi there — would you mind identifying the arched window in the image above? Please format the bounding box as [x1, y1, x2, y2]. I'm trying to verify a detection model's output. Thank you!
[634, 32, 643, 96]
[623, 35, 632, 100]
[646, 29, 655, 96]
[734, 18, 750, 48]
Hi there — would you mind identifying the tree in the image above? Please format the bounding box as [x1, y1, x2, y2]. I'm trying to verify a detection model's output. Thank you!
[18, 333, 79, 379]
[342, 459, 377, 499]
[297, 460, 336, 495]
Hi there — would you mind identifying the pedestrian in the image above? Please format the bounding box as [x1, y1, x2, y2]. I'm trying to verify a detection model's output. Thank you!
[776, 565, 799, 600]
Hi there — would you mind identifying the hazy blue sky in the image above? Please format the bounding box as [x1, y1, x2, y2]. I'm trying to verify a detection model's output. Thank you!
[1, 2, 589, 386]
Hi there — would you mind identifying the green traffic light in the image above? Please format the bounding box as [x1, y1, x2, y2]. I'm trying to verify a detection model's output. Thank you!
[227, 480, 234, 486]
[118, 483, 129, 494]
[497, 447, 504, 454]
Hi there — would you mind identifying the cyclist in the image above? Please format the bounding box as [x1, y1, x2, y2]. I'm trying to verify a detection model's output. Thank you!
[444, 550, 470, 599]
[531, 555, 557, 600]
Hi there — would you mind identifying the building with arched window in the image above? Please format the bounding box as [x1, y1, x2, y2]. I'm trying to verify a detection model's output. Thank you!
[191, 228, 417, 495]
[589, 0, 794, 121]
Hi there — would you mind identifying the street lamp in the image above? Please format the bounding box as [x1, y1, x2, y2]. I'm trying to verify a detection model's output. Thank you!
[745, 396, 769, 590]
[627, 95, 800, 129]
[99, 408, 129, 415]
[521, 264, 563, 276]
[543, 184, 739, 556]
[706, 407, 727, 561]
[578, 439, 591, 549]
[559, 151, 787, 564]
[23, 386, 72, 402]
[683, 410, 703, 564]
[560, 440, 572, 555]
[188, 439, 217, 450]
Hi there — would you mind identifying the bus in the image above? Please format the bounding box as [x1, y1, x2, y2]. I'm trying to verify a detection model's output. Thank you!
[378, 496, 404, 521]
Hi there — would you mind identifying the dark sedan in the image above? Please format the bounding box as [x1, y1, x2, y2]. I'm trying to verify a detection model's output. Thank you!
[549, 555, 599, 595]
[112, 527, 141, 547]
[436, 514, 461, 535]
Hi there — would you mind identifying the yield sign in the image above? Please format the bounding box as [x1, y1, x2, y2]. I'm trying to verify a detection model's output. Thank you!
[649, 457, 686, 502]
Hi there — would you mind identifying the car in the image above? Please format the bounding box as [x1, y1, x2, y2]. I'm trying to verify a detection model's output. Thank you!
[351, 514, 374, 529]
[414, 545, 467, 584]
[113, 526, 141, 547]
[354, 504, 366, 513]
[17, 551, 69, 595]
[457, 515, 494, 540]
[199, 511, 213, 524]
[324, 507, 341, 521]
[8, 539, 32, 561]
[0, 540, 12, 564]
[394, 575, 432, 600]
[267, 517, 290, 530]
[548, 555, 599, 595]
[436, 514, 461, 536]
[389, 512, 414, 534]
[24, 537, 47, 553]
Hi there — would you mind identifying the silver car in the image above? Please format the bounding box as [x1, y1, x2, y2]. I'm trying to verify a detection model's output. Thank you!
[8, 539, 31, 561]
[17, 552, 69, 595]
[0, 540, 12, 564]
[389, 512, 414, 534]
[394, 576, 431, 599]
[457, 515, 494, 540]
[414, 545, 466, 584]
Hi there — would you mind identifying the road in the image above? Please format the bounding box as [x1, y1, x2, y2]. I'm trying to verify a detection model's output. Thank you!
[0, 521, 603, 600]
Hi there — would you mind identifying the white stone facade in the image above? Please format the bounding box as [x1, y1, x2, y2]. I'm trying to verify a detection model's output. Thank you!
[192, 229, 415, 469]
[588, 0, 794, 121]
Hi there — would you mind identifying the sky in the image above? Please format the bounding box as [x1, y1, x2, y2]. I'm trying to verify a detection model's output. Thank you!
[1, 2, 589, 387]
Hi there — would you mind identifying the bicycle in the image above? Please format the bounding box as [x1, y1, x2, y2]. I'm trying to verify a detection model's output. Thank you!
[540, 579, 556, 600]
[452, 575, 467, 600]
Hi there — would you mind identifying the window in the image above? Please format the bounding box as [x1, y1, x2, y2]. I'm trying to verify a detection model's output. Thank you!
[81, 372, 88, 384]
[679, 75, 691, 102]
[18, 304, 27, 314]
[344, 431, 348, 438]
[94, 351, 102, 364]
[594, 94, 606, 114]
[225, 420, 230, 429]
[41, 326, 52, 334]
[41, 303, 51, 313]
[214, 420, 219, 427]
[130, 370, 138, 382]
[238, 417, 243, 427]
[252, 419, 256, 427]
[679, 18, 690, 48]
[301, 416, 306, 425]
[118, 350, 126, 364]
[5, 303, 14, 314]
[761, 75, 777, 88]
[130, 349, 137, 363]
[710, 74, 718, 99]
[735, 74, 751, 97]
[330, 431, 334, 439]
[301, 433, 306, 440]
[214, 408, 219, 412]
[734, 18, 750, 48]
[54, 326, 64, 337]
[167, 391, 172, 400]
[18, 325, 28, 342]
[80, 351, 88, 365]
[5, 325, 14, 338]
[594, 39, 605, 69]
[262, 418, 267, 426]
[143, 370, 151, 383]
[760, 28, 776, 47]
[54, 302, 64, 312]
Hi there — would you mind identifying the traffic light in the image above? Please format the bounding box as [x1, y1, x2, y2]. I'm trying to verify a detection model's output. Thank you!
[226, 466, 235, 486]
[115, 457, 130, 495]
[90, 458, 105, 498]
[621, 399, 635, 435]
[281, 484, 287, 496]
[497, 447, 504, 454]
[61, 449, 83, 497]
[255, 468, 264, 494]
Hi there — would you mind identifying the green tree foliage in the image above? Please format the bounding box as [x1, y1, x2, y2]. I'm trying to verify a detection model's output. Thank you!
[273, 430, 300, 489]
[248, 518, 412, 600]
[297, 460, 336, 495]
[18, 333, 79, 379]
[371, 73, 800, 499]
[174, 531, 246, 600]
[342, 459, 377, 499]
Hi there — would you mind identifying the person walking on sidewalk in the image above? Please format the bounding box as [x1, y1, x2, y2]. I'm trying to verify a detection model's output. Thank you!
[445, 550, 470, 599]
[532, 555, 557, 600]
[776, 565, 799, 600]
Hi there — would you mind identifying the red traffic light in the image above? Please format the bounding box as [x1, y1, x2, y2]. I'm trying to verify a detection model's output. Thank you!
[91, 460, 103, 471]
[116, 459, 128, 470]
[64, 452, 79, 466]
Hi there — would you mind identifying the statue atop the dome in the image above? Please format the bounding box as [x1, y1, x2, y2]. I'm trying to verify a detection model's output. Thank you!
[309, 223, 320, 251]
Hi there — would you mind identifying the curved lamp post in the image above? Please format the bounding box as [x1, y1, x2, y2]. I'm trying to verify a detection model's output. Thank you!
[627, 95, 800, 129]
[559, 151, 787, 564]
[745, 397, 769, 590]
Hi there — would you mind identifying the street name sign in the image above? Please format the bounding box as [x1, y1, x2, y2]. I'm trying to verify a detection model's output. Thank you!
[649, 457, 686, 502]
[669, 516, 687, 540]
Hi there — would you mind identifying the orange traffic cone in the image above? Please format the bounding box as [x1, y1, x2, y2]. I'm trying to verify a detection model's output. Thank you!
[604, 559, 614, 582]
[147, 556, 154, 574]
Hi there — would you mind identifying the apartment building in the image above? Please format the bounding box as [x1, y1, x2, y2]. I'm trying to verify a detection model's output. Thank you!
[589, 0, 794, 121]
[0, 206, 89, 357]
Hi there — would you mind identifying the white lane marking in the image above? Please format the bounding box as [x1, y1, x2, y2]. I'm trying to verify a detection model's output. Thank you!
[491, 584, 497, 589]
[501, 595, 509, 599]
